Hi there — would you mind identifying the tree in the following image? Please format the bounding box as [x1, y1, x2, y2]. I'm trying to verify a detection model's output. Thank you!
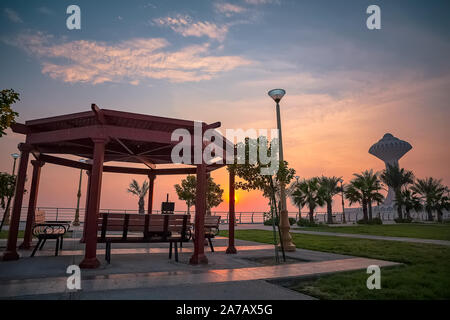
[397, 189, 422, 220]
[435, 188, 450, 223]
[174, 175, 196, 214]
[318, 176, 342, 224]
[0, 173, 17, 231]
[127, 179, 149, 213]
[175, 175, 224, 214]
[204, 176, 224, 212]
[287, 178, 302, 218]
[228, 137, 295, 202]
[353, 170, 384, 221]
[411, 177, 448, 222]
[345, 175, 368, 221]
[380, 164, 414, 220]
[0, 89, 20, 137]
[291, 178, 324, 223]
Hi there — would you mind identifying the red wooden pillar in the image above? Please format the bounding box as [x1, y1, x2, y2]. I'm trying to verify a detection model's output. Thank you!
[3, 143, 31, 261]
[79, 139, 106, 269]
[190, 162, 208, 265]
[226, 168, 237, 254]
[147, 174, 155, 214]
[19, 160, 45, 249]
[80, 170, 91, 243]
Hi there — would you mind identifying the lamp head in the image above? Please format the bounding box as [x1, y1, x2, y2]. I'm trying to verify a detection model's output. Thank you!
[268, 89, 286, 103]
[11, 153, 20, 159]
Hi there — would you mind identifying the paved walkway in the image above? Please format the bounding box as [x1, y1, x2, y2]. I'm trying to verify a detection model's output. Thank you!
[234, 224, 450, 246]
[0, 237, 399, 299]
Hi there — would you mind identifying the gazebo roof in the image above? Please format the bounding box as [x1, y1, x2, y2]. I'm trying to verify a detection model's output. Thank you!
[11, 104, 232, 174]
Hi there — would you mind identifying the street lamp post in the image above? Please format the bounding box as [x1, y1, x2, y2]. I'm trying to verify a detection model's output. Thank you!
[268, 89, 296, 252]
[340, 178, 346, 224]
[73, 159, 87, 226]
[11, 153, 20, 175]
[295, 175, 301, 219]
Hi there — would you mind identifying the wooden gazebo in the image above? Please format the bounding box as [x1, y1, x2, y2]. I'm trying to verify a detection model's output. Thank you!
[3, 105, 237, 268]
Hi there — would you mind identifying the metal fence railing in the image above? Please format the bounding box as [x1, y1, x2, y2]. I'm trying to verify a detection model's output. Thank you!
[1, 207, 448, 226]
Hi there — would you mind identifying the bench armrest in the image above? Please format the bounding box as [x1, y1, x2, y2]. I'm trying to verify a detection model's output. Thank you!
[33, 223, 67, 236]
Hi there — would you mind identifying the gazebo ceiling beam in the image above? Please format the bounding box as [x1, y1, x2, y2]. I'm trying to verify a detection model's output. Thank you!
[38, 154, 199, 176]
[113, 137, 156, 170]
[39, 154, 91, 170]
[25, 125, 183, 146]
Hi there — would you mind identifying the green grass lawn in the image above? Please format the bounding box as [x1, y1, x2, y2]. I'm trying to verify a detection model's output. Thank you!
[0, 230, 24, 239]
[219, 229, 450, 299]
[294, 223, 450, 241]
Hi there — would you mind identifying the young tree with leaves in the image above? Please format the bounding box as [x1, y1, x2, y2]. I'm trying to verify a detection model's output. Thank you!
[0, 173, 17, 231]
[228, 136, 295, 259]
[175, 175, 224, 214]
[0, 89, 20, 137]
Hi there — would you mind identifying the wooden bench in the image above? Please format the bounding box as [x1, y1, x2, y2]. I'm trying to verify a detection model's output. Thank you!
[192, 215, 221, 252]
[31, 210, 70, 257]
[97, 213, 190, 263]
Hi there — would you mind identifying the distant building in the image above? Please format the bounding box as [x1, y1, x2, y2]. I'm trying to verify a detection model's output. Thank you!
[369, 133, 412, 207]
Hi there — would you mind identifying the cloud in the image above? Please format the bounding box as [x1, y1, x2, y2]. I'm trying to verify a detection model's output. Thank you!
[244, 0, 280, 4]
[4, 32, 252, 84]
[153, 15, 228, 42]
[214, 3, 246, 16]
[4, 8, 23, 23]
[37, 7, 54, 15]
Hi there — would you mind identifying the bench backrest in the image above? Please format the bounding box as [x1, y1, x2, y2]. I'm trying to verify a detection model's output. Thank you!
[204, 215, 221, 228]
[35, 210, 46, 224]
[97, 213, 190, 241]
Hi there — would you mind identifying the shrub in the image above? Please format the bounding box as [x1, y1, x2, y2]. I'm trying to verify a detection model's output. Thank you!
[296, 218, 319, 227]
[263, 216, 296, 226]
[357, 218, 383, 225]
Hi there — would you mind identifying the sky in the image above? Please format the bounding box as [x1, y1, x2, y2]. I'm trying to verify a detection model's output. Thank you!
[0, 0, 449, 214]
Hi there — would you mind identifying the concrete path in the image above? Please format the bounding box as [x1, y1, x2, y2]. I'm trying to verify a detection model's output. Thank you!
[234, 224, 450, 246]
[0, 257, 397, 299]
[0, 237, 399, 299]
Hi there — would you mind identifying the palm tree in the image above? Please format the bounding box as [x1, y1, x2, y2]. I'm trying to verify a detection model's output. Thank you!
[127, 179, 149, 214]
[353, 170, 384, 221]
[319, 176, 342, 224]
[345, 178, 367, 221]
[291, 178, 324, 223]
[287, 177, 302, 219]
[411, 177, 447, 222]
[435, 188, 450, 223]
[397, 189, 422, 220]
[380, 164, 414, 220]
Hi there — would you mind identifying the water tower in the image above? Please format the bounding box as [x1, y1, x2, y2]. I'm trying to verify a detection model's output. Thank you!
[369, 133, 412, 206]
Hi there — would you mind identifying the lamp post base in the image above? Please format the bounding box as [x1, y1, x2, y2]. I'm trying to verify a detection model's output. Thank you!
[279, 209, 296, 252]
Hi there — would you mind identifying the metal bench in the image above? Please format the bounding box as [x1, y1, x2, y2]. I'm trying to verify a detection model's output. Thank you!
[31, 210, 70, 257]
[97, 213, 190, 263]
